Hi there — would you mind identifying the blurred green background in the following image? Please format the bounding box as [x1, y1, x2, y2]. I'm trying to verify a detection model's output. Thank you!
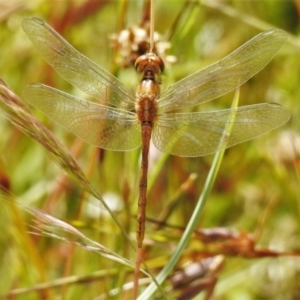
[0, 0, 300, 299]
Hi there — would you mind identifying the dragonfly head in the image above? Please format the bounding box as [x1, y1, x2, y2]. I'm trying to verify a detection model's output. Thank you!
[135, 52, 165, 75]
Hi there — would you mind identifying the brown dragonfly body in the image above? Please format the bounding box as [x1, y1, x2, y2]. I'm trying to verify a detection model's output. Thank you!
[135, 52, 164, 248]
[22, 17, 290, 298]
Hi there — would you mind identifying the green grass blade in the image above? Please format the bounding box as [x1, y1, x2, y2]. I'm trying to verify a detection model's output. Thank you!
[139, 89, 240, 299]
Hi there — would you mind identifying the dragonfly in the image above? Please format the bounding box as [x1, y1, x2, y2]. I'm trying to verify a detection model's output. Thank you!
[22, 17, 289, 296]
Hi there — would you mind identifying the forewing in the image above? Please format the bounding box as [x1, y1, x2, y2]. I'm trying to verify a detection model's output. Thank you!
[22, 17, 135, 109]
[159, 29, 287, 112]
[153, 103, 290, 157]
[23, 84, 141, 151]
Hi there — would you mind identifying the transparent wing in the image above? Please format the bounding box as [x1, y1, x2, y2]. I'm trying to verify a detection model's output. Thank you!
[159, 29, 287, 113]
[22, 17, 135, 109]
[153, 103, 290, 157]
[23, 84, 141, 151]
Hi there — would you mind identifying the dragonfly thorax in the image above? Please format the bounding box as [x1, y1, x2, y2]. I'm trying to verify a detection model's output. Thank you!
[135, 75, 159, 124]
[135, 94, 158, 124]
[136, 71, 160, 99]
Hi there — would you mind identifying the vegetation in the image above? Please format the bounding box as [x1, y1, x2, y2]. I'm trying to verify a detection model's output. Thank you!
[0, 1, 299, 299]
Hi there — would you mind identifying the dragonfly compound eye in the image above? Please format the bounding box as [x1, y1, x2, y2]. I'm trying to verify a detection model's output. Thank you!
[135, 52, 165, 74]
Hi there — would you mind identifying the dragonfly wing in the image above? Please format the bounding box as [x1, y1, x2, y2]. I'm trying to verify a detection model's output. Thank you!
[153, 103, 290, 157]
[23, 84, 141, 151]
[159, 29, 287, 112]
[22, 17, 135, 109]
